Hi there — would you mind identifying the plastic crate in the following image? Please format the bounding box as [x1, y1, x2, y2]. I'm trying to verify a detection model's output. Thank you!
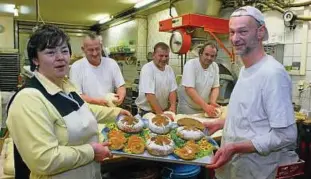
[276, 160, 305, 179]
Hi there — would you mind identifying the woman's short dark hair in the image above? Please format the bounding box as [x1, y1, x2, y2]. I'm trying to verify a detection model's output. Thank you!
[198, 41, 218, 56]
[27, 25, 72, 71]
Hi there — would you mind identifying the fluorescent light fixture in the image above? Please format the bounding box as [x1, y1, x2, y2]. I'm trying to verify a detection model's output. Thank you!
[13, 6, 19, 16]
[0, 3, 30, 15]
[134, 0, 157, 8]
[20, 6, 31, 14]
[99, 16, 113, 24]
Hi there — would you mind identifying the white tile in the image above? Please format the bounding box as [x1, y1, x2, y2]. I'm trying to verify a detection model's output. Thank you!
[306, 70, 311, 80]
[283, 57, 293, 66]
[308, 23, 311, 42]
[293, 44, 301, 57]
[284, 44, 294, 57]
[294, 24, 303, 43]
[306, 57, 311, 71]
[169, 58, 179, 66]
[307, 43, 311, 57]
[284, 30, 294, 43]
[293, 57, 301, 63]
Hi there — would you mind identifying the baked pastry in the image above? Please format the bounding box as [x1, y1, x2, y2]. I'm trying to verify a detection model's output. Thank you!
[176, 118, 205, 140]
[177, 118, 205, 131]
[117, 116, 144, 133]
[174, 140, 200, 160]
[204, 107, 222, 118]
[124, 135, 145, 154]
[146, 135, 175, 156]
[108, 130, 127, 150]
[142, 112, 155, 120]
[148, 114, 171, 134]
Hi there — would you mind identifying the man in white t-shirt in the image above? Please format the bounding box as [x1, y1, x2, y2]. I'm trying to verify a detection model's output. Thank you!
[177, 42, 219, 115]
[135, 42, 177, 117]
[204, 6, 298, 179]
[69, 33, 126, 106]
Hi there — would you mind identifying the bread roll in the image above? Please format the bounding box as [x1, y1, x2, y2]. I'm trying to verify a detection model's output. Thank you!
[104, 93, 118, 107]
[204, 107, 222, 118]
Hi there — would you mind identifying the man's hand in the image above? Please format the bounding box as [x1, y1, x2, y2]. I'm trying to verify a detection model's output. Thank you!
[90, 142, 112, 162]
[203, 119, 224, 135]
[210, 102, 220, 108]
[113, 94, 124, 106]
[203, 104, 217, 117]
[168, 106, 176, 114]
[163, 113, 174, 121]
[119, 109, 133, 117]
[205, 143, 235, 169]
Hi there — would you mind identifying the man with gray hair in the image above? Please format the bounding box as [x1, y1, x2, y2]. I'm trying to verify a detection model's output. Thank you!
[70, 32, 126, 106]
[204, 6, 298, 179]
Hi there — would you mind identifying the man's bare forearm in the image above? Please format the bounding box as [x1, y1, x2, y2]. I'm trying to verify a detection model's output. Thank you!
[146, 93, 163, 114]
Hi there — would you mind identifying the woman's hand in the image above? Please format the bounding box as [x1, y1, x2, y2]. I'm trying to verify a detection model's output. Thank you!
[90, 142, 112, 162]
[119, 109, 133, 117]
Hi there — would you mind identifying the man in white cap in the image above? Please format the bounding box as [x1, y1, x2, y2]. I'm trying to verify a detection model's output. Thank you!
[204, 6, 298, 179]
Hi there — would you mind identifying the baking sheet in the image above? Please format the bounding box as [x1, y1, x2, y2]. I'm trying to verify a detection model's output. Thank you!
[102, 115, 219, 166]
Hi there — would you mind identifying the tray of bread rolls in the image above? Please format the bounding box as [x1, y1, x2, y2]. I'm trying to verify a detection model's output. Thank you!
[101, 113, 219, 165]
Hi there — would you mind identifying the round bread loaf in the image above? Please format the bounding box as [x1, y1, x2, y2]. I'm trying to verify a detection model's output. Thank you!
[146, 135, 174, 156]
[117, 116, 144, 133]
[148, 114, 171, 134]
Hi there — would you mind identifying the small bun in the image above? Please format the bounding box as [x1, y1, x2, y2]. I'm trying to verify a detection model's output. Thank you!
[104, 93, 118, 107]
[204, 108, 222, 118]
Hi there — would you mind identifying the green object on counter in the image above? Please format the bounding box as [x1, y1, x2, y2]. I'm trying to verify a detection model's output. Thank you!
[285, 65, 292, 71]
[0, 128, 7, 138]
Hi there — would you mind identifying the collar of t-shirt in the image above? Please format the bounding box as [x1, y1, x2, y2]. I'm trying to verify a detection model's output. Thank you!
[152, 61, 167, 72]
[243, 54, 268, 75]
[34, 71, 76, 95]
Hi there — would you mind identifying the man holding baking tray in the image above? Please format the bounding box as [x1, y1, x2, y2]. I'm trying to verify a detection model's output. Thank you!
[204, 6, 298, 179]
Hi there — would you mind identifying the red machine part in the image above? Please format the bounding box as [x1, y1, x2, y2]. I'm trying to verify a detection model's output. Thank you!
[169, 29, 191, 54]
[159, 14, 235, 61]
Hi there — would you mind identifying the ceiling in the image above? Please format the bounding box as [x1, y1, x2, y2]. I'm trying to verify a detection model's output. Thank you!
[0, 0, 145, 25]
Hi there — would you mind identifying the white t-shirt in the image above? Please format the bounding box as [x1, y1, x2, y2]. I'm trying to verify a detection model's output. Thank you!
[217, 55, 298, 179]
[177, 58, 219, 114]
[69, 57, 125, 98]
[135, 61, 177, 111]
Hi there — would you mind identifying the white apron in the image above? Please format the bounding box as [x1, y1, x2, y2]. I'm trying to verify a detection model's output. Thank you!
[31, 93, 101, 179]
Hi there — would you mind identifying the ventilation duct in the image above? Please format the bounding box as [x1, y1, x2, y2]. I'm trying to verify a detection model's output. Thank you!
[173, 0, 222, 16]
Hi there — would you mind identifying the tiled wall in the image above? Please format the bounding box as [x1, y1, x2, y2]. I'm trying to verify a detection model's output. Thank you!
[262, 7, 311, 110]
[101, 18, 148, 84]
[147, 8, 184, 75]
